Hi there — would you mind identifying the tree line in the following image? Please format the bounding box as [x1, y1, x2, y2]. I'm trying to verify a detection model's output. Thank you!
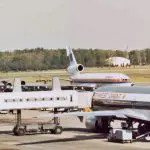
[0, 47, 149, 71]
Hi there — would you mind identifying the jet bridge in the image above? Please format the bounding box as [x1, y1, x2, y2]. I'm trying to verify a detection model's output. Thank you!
[2, 77, 93, 136]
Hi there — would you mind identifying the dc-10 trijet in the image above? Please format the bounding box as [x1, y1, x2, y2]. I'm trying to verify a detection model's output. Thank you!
[66, 46, 134, 88]
[52, 86, 150, 136]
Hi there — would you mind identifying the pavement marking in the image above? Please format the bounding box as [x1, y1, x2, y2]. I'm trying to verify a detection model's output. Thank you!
[22, 144, 43, 149]
[0, 142, 19, 145]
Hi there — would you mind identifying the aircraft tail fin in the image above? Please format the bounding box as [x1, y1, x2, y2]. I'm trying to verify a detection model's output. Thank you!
[66, 46, 77, 66]
[66, 46, 84, 75]
[52, 77, 61, 91]
[13, 78, 22, 92]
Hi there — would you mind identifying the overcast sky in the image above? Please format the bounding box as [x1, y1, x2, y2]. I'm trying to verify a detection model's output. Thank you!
[0, 0, 150, 50]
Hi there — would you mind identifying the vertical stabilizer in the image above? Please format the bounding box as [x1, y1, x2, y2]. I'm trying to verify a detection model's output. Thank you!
[52, 77, 61, 91]
[66, 46, 84, 75]
[66, 46, 77, 66]
[13, 78, 22, 92]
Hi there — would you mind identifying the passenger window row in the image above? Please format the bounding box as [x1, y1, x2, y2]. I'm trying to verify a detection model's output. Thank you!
[4, 97, 68, 102]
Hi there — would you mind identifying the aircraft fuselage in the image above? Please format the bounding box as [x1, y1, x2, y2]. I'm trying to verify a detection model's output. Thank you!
[71, 73, 133, 88]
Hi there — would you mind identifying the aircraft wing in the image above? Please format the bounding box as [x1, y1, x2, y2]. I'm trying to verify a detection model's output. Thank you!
[39, 110, 127, 119]
[44, 109, 150, 122]
[63, 110, 127, 119]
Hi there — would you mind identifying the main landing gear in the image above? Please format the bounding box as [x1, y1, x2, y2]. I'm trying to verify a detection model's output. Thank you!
[95, 118, 111, 133]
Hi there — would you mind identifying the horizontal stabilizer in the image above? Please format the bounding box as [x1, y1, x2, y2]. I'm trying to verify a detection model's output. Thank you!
[13, 78, 22, 92]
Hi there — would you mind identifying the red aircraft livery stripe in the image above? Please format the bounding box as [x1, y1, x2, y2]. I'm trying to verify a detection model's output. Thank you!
[71, 78, 129, 83]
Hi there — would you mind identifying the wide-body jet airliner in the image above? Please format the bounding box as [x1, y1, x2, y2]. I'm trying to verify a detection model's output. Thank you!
[66, 46, 133, 88]
[53, 86, 150, 136]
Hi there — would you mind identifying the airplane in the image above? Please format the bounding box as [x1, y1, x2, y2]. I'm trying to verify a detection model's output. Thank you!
[50, 86, 150, 136]
[0, 77, 93, 135]
[66, 46, 134, 88]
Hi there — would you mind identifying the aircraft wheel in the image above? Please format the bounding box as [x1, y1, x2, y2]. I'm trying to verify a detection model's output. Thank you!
[95, 119, 109, 133]
[13, 125, 25, 136]
[17, 128, 25, 136]
[13, 126, 17, 135]
[53, 126, 63, 134]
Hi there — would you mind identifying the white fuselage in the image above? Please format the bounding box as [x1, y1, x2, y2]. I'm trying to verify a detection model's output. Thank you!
[71, 73, 132, 88]
[93, 92, 150, 108]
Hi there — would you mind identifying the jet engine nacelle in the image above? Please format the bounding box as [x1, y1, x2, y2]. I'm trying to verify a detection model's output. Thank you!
[67, 64, 84, 75]
[85, 116, 109, 133]
[85, 116, 97, 130]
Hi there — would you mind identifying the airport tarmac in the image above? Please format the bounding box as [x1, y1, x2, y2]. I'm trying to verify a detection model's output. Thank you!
[0, 110, 149, 150]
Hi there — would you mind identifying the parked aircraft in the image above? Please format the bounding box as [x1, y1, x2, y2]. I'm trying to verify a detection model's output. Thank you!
[66, 46, 133, 88]
[52, 86, 150, 136]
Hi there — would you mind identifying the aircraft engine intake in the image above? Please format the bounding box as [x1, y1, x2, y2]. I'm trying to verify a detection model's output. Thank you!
[67, 64, 84, 75]
[85, 116, 97, 130]
[85, 116, 110, 133]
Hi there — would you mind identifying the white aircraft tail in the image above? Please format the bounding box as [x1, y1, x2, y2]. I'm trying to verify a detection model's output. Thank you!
[66, 46, 77, 66]
[52, 77, 61, 91]
[66, 46, 84, 75]
[13, 78, 22, 92]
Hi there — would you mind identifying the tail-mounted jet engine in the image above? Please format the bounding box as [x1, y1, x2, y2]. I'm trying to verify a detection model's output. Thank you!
[67, 64, 84, 75]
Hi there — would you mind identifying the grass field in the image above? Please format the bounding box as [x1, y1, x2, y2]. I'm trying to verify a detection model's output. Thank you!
[0, 66, 150, 84]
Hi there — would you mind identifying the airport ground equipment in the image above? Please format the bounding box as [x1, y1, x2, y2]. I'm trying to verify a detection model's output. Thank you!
[13, 108, 62, 136]
[108, 129, 132, 143]
[13, 122, 63, 136]
[0, 77, 93, 136]
[132, 131, 150, 142]
[0, 78, 92, 111]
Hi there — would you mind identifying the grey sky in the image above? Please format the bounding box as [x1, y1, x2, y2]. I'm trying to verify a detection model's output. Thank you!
[0, 0, 150, 50]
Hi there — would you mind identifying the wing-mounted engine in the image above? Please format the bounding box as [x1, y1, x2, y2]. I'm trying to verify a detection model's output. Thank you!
[85, 116, 110, 133]
[85, 116, 97, 130]
[67, 64, 84, 75]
